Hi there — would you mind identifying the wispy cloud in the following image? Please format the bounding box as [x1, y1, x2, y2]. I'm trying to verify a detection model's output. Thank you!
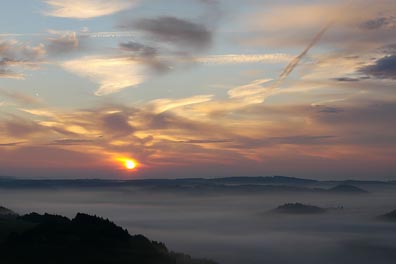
[147, 95, 214, 114]
[228, 79, 274, 104]
[0, 89, 42, 106]
[196, 54, 292, 65]
[43, 0, 138, 19]
[62, 56, 146, 96]
[0, 39, 45, 79]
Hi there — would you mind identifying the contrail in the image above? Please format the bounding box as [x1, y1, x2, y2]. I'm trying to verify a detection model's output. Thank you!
[274, 21, 333, 87]
[0, 31, 137, 39]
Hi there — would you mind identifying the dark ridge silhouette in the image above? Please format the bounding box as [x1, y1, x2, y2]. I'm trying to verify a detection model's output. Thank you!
[209, 176, 318, 185]
[272, 203, 326, 214]
[379, 209, 396, 222]
[0, 176, 391, 194]
[0, 211, 218, 264]
[0, 206, 17, 217]
[328, 184, 368, 194]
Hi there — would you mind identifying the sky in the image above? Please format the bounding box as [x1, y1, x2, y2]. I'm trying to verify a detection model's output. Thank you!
[0, 0, 395, 179]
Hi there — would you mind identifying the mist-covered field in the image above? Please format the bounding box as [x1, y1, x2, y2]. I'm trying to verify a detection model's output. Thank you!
[1, 180, 396, 264]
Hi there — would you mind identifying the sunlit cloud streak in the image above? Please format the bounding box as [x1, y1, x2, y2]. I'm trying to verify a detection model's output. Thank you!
[43, 0, 139, 19]
[62, 56, 146, 95]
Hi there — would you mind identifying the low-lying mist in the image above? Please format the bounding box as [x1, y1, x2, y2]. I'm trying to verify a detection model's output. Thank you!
[1, 184, 396, 264]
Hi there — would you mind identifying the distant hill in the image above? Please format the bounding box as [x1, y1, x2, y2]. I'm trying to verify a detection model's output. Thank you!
[0, 176, 388, 195]
[209, 176, 317, 185]
[379, 209, 396, 222]
[0, 211, 217, 264]
[328, 184, 368, 194]
[0, 206, 17, 217]
[272, 203, 326, 214]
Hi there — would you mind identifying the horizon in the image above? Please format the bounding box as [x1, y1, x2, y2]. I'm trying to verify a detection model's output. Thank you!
[1, 174, 396, 182]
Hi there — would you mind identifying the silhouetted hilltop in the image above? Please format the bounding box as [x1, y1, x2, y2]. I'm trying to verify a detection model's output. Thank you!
[0, 211, 218, 264]
[379, 209, 396, 222]
[0, 176, 385, 195]
[209, 176, 317, 185]
[328, 184, 368, 194]
[0, 206, 17, 217]
[273, 203, 326, 214]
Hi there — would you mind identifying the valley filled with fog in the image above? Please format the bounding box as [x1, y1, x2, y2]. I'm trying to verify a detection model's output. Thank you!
[1, 178, 396, 264]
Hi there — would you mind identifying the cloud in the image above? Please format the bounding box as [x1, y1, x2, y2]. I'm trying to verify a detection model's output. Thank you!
[101, 112, 135, 136]
[147, 95, 213, 114]
[0, 39, 45, 79]
[360, 16, 396, 30]
[359, 55, 396, 79]
[228, 79, 274, 104]
[0, 89, 42, 106]
[333, 77, 361, 82]
[0, 141, 24, 147]
[62, 56, 146, 95]
[244, 1, 396, 52]
[119, 41, 170, 73]
[268, 135, 335, 145]
[2, 117, 49, 138]
[132, 16, 212, 51]
[43, 0, 138, 19]
[177, 139, 231, 144]
[195, 54, 292, 65]
[49, 138, 94, 145]
[46, 30, 79, 56]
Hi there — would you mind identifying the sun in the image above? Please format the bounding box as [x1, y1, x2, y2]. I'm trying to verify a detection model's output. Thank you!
[124, 159, 137, 170]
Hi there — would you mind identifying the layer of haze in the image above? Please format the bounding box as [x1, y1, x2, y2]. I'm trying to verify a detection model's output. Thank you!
[1, 184, 396, 264]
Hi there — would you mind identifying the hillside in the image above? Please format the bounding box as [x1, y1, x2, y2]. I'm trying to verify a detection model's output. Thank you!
[379, 209, 396, 222]
[0, 210, 217, 264]
[272, 203, 326, 214]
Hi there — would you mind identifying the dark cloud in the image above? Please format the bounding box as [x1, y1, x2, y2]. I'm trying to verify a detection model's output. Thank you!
[360, 16, 396, 30]
[333, 77, 361, 82]
[132, 16, 212, 51]
[141, 111, 211, 133]
[50, 139, 94, 146]
[47, 31, 79, 56]
[227, 134, 336, 150]
[177, 139, 232, 144]
[360, 55, 396, 79]
[120, 41, 158, 57]
[2, 118, 48, 137]
[119, 41, 170, 73]
[312, 105, 344, 114]
[0, 39, 44, 79]
[101, 112, 135, 136]
[269, 135, 335, 145]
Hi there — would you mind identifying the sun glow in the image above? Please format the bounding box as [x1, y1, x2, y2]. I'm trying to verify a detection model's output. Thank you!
[115, 157, 138, 170]
[125, 159, 137, 170]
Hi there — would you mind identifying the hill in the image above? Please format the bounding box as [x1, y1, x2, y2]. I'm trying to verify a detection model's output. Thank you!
[328, 184, 368, 194]
[0, 206, 17, 217]
[0, 211, 217, 264]
[272, 203, 326, 214]
[379, 209, 396, 222]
